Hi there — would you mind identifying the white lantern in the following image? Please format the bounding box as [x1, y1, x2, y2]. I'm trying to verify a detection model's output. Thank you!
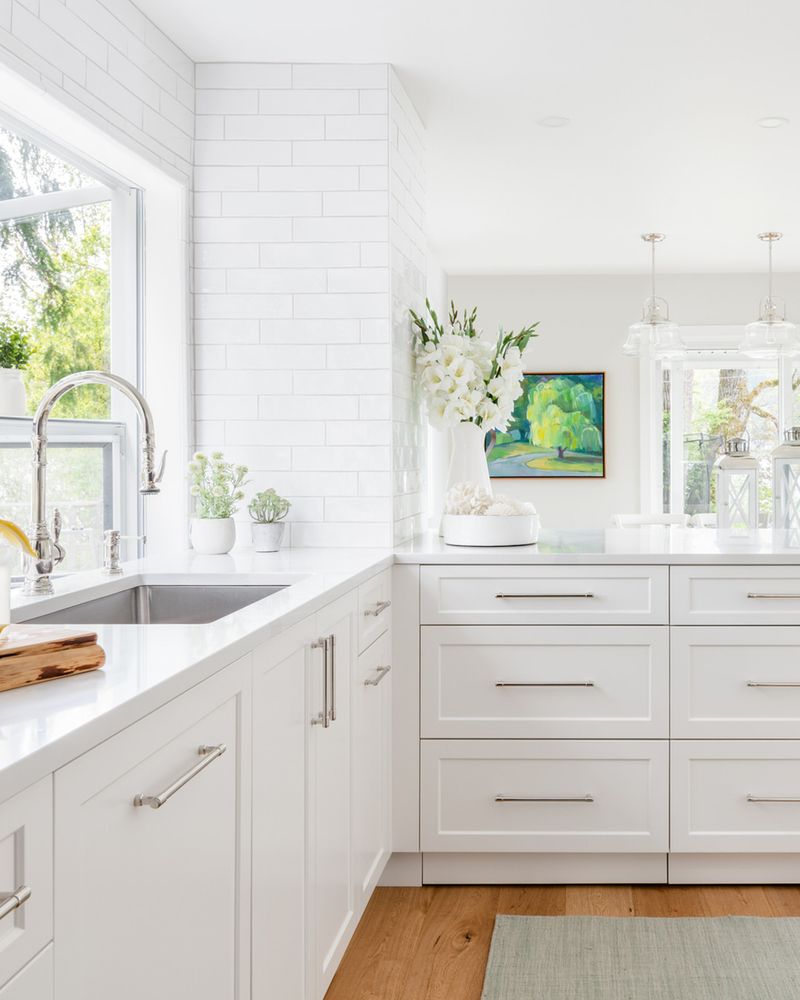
[772, 427, 800, 529]
[715, 438, 759, 531]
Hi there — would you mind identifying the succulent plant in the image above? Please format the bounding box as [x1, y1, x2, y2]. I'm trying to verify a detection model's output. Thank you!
[248, 488, 291, 524]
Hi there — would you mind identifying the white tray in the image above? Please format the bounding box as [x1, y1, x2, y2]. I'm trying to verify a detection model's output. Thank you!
[442, 513, 540, 547]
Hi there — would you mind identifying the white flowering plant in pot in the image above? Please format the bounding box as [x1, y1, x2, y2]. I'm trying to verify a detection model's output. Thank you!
[410, 300, 538, 496]
[248, 488, 291, 552]
[188, 451, 249, 554]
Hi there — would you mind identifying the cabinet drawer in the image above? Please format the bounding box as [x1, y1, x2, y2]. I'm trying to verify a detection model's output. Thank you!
[672, 740, 800, 852]
[421, 626, 668, 738]
[672, 627, 800, 738]
[420, 566, 668, 625]
[358, 569, 391, 653]
[420, 739, 668, 853]
[671, 566, 800, 624]
[0, 777, 52, 989]
[0, 946, 52, 1000]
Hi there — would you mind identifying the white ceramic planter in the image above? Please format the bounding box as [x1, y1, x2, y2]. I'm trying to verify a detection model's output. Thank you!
[190, 517, 236, 554]
[251, 521, 285, 553]
[0, 368, 26, 416]
[442, 513, 540, 547]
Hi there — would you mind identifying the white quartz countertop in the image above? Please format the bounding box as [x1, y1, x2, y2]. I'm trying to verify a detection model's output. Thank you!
[395, 528, 800, 564]
[4, 526, 800, 800]
[2, 547, 391, 799]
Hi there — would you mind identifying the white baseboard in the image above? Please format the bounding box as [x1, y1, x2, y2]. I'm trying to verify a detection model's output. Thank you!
[422, 853, 667, 885]
[379, 852, 423, 887]
[669, 854, 800, 884]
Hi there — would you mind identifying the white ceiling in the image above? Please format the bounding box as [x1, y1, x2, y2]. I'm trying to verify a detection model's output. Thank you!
[137, 0, 800, 274]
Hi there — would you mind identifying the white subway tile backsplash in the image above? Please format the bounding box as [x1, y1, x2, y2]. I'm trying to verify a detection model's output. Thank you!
[292, 216, 388, 242]
[195, 140, 292, 165]
[194, 218, 294, 243]
[195, 244, 260, 269]
[292, 140, 388, 166]
[259, 89, 359, 115]
[258, 165, 359, 191]
[196, 62, 291, 89]
[294, 292, 387, 319]
[195, 115, 224, 140]
[327, 267, 389, 293]
[290, 522, 393, 549]
[221, 191, 322, 217]
[195, 293, 293, 319]
[196, 89, 258, 114]
[196, 370, 293, 395]
[226, 344, 326, 369]
[193, 193, 221, 217]
[195, 346, 227, 370]
[326, 343, 391, 369]
[12, 3, 86, 82]
[359, 165, 389, 190]
[259, 243, 360, 268]
[255, 471, 358, 497]
[325, 420, 391, 446]
[294, 370, 391, 396]
[258, 394, 359, 421]
[291, 63, 388, 90]
[292, 446, 390, 472]
[193, 267, 226, 292]
[324, 496, 392, 522]
[359, 90, 389, 114]
[39, 0, 106, 69]
[195, 394, 258, 420]
[360, 242, 389, 266]
[195, 319, 260, 344]
[227, 268, 326, 293]
[195, 166, 259, 191]
[260, 319, 359, 343]
[357, 471, 393, 497]
[224, 421, 323, 446]
[323, 190, 389, 216]
[108, 46, 160, 109]
[225, 115, 324, 140]
[325, 114, 387, 140]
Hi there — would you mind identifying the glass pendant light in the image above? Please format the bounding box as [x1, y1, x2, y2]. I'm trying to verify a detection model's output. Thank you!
[623, 233, 684, 358]
[739, 232, 799, 358]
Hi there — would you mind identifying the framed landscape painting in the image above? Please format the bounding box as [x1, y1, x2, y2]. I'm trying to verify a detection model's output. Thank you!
[486, 372, 605, 478]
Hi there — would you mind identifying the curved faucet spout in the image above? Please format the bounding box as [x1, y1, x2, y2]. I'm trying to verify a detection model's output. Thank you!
[25, 371, 165, 596]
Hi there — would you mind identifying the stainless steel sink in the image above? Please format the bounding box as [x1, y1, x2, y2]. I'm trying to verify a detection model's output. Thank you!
[20, 584, 287, 626]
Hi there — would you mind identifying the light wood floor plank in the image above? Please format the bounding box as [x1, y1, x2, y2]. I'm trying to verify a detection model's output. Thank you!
[326, 883, 800, 1000]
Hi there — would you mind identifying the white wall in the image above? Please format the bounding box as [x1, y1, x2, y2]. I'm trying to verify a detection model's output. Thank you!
[193, 62, 426, 548]
[447, 272, 799, 529]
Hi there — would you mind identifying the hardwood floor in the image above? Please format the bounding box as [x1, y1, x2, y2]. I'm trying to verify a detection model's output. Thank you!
[325, 884, 800, 1000]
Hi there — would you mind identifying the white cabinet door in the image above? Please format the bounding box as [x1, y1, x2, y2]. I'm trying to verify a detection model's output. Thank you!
[421, 625, 668, 739]
[672, 740, 800, 852]
[421, 739, 669, 853]
[308, 593, 356, 1000]
[672, 626, 800, 738]
[54, 659, 249, 1000]
[352, 630, 392, 910]
[0, 946, 52, 1000]
[671, 566, 800, 624]
[252, 619, 314, 1000]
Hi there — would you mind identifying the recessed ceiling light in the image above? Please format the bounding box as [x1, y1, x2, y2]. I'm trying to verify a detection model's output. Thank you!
[537, 116, 570, 128]
[757, 116, 790, 128]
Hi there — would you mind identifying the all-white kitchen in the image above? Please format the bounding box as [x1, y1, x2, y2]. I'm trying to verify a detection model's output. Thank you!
[2, 2, 800, 999]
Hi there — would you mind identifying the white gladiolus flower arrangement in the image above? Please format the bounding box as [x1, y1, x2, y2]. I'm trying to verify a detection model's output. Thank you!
[410, 300, 539, 431]
[444, 482, 537, 517]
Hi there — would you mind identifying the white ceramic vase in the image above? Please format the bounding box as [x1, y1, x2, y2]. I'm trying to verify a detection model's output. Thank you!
[251, 521, 285, 552]
[447, 421, 492, 495]
[190, 517, 236, 554]
[0, 368, 26, 416]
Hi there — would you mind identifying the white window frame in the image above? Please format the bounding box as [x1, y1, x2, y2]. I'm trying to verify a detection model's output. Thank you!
[642, 325, 792, 515]
[0, 113, 144, 558]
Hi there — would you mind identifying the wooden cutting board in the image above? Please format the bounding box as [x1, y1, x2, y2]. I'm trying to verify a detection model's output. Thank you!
[0, 625, 105, 693]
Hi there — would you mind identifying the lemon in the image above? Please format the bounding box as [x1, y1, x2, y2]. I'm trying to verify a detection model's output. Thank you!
[0, 519, 37, 560]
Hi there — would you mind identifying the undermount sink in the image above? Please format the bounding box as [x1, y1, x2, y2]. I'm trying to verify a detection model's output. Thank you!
[20, 583, 287, 626]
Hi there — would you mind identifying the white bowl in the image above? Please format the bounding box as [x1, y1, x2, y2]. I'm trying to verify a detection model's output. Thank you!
[442, 513, 540, 547]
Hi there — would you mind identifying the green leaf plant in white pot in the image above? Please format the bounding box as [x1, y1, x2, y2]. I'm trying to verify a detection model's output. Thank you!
[248, 489, 291, 552]
[188, 451, 249, 554]
[0, 324, 33, 416]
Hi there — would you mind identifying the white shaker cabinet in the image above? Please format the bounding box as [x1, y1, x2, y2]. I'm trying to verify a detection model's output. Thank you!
[251, 618, 314, 1000]
[352, 628, 392, 909]
[54, 657, 250, 1000]
[307, 592, 357, 1000]
[0, 946, 53, 1000]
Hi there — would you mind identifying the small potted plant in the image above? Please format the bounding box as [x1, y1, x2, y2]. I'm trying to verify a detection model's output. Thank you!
[248, 489, 291, 552]
[188, 451, 249, 554]
[0, 324, 33, 416]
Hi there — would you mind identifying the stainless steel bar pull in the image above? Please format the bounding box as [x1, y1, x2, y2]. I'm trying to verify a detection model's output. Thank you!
[311, 637, 329, 728]
[495, 794, 594, 803]
[495, 593, 595, 600]
[496, 681, 595, 688]
[747, 795, 800, 802]
[133, 744, 226, 809]
[328, 633, 336, 722]
[747, 593, 800, 599]
[746, 681, 800, 688]
[364, 599, 391, 617]
[0, 885, 31, 921]
[365, 665, 391, 687]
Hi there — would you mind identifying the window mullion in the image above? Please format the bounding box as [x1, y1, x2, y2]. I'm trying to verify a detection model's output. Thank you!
[0, 185, 111, 221]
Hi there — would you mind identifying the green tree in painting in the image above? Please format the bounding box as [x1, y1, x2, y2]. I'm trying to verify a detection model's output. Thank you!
[526, 377, 603, 459]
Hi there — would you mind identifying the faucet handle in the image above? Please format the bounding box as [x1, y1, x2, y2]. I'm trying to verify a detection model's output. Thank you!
[51, 509, 66, 567]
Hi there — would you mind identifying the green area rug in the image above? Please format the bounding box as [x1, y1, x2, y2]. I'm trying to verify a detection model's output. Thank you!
[482, 916, 800, 999]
